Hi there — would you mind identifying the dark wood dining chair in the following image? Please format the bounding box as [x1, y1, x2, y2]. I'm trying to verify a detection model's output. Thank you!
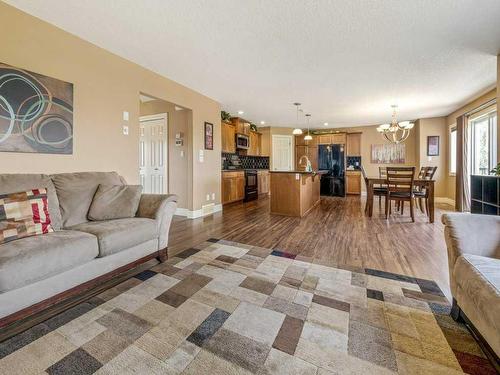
[378, 167, 387, 207]
[361, 165, 386, 214]
[385, 166, 416, 222]
[414, 166, 437, 215]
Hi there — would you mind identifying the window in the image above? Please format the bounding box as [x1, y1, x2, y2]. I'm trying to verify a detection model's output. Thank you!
[470, 112, 497, 175]
[449, 126, 457, 175]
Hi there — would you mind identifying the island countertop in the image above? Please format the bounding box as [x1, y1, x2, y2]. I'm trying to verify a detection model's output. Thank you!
[269, 170, 328, 174]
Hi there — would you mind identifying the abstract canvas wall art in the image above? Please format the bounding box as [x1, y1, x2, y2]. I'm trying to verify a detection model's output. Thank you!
[371, 143, 405, 164]
[0, 62, 73, 154]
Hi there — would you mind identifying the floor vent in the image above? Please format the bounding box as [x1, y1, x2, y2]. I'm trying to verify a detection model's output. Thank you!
[202, 203, 215, 216]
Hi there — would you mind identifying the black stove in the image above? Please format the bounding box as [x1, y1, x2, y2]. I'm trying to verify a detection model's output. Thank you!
[244, 170, 258, 202]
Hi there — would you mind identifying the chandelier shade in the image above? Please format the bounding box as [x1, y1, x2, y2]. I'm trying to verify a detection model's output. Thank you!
[376, 105, 414, 144]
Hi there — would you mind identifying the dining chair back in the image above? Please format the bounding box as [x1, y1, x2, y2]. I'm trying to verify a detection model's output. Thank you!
[385, 166, 416, 222]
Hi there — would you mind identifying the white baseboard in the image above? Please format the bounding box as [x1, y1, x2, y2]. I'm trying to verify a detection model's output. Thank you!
[175, 204, 223, 219]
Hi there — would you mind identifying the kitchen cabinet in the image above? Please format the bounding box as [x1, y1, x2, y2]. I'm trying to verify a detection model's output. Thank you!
[295, 134, 317, 147]
[258, 170, 270, 195]
[232, 117, 250, 135]
[222, 171, 245, 204]
[221, 122, 236, 153]
[295, 145, 318, 171]
[318, 133, 347, 145]
[346, 133, 361, 156]
[318, 134, 332, 145]
[346, 170, 361, 195]
[331, 133, 347, 144]
[248, 131, 260, 156]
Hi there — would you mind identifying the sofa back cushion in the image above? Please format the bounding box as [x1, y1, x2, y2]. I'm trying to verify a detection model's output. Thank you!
[0, 174, 62, 230]
[51, 172, 125, 227]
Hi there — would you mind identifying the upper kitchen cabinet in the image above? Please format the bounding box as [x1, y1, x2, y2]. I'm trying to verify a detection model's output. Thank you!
[346, 133, 361, 156]
[317, 133, 346, 145]
[231, 117, 251, 135]
[248, 131, 261, 156]
[295, 134, 317, 147]
[221, 121, 236, 153]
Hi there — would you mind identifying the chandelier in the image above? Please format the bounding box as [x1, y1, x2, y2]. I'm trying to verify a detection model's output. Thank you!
[292, 102, 303, 135]
[376, 105, 414, 144]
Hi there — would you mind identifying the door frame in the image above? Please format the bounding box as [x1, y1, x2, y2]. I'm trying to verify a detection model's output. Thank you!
[271, 134, 293, 171]
[139, 113, 169, 194]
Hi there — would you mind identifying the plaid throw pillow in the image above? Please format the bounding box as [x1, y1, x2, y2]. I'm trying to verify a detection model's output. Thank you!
[0, 188, 54, 245]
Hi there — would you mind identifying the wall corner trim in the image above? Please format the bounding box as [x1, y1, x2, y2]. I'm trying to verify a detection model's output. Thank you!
[175, 204, 223, 219]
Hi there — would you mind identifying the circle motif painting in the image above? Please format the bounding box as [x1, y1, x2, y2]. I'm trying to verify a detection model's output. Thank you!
[0, 62, 73, 154]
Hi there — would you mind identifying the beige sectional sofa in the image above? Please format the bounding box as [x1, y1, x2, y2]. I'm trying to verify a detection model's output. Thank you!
[0, 172, 177, 326]
[442, 213, 500, 361]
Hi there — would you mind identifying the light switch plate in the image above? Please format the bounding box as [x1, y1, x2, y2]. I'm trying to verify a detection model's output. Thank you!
[123, 111, 129, 121]
[199, 150, 204, 162]
[122, 125, 129, 135]
[295, 173, 300, 180]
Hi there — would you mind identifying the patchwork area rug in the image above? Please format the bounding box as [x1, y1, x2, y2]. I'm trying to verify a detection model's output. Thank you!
[0, 239, 496, 374]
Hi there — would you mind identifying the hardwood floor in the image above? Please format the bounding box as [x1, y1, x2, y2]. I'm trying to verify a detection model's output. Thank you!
[168, 195, 455, 299]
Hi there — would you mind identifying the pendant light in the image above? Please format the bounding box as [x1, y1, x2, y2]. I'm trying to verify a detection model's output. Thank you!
[292, 103, 303, 135]
[304, 113, 312, 141]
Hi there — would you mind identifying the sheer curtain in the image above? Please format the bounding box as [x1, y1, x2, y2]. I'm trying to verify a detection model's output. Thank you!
[455, 115, 470, 211]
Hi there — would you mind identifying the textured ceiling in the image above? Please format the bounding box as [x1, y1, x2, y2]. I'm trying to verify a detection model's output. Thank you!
[6, 0, 500, 128]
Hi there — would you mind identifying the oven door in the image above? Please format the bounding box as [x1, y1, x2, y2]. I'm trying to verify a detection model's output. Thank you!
[236, 134, 249, 149]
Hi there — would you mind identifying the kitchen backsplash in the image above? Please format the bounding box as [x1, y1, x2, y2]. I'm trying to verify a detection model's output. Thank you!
[222, 153, 270, 170]
[346, 156, 362, 169]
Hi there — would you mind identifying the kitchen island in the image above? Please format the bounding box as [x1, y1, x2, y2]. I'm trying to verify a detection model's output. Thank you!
[270, 171, 326, 217]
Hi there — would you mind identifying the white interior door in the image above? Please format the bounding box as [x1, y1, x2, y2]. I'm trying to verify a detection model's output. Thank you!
[272, 135, 293, 171]
[139, 114, 168, 194]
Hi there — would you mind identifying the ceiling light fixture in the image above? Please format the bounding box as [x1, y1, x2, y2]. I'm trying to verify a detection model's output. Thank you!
[376, 105, 414, 144]
[237, 110, 244, 115]
[304, 114, 312, 141]
[324, 122, 328, 126]
[292, 103, 303, 135]
[260, 121, 265, 125]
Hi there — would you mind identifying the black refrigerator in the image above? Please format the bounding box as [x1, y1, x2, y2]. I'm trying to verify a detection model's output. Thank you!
[318, 144, 345, 197]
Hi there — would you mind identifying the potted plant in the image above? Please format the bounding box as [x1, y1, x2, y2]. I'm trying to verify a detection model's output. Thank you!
[221, 111, 232, 123]
[490, 163, 500, 176]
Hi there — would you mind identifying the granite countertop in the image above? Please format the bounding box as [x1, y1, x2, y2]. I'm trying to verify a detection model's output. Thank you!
[269, 170, 328, 174]
[222, 169, 270, 172]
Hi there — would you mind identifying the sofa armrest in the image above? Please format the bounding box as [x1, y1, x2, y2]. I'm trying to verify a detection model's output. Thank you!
[442, 213, 500, 279]
[137, 194, 177, 249]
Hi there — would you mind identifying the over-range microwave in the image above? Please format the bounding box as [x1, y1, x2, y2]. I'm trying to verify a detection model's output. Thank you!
[236, 134, 249, 149]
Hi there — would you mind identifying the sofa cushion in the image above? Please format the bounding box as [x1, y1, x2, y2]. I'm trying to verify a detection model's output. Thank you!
[0, 174, 62, 230]
[0, 188, 54, 244]
[69, 218, 158, 257]
[0, 230, 99, 292]
[88, 184, 143, 221]
[51, 172, 125, 227]
[454, 254, 500, 356]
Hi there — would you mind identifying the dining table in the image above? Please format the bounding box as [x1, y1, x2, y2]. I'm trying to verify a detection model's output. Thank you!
[365, 177, 435, 223]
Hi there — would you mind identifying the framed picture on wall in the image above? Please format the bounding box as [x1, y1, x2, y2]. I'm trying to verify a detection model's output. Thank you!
[427, 136, 439, 156]
[204, 122, 213, 150]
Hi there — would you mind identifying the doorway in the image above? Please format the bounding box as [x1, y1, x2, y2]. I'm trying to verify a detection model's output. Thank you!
[139, 113, 168, 194]
[272, 135, 293, 171]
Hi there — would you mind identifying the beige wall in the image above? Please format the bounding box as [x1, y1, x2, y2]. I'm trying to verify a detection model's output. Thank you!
[0, 3, 220, 211]
[140, 100, 192, 209]
[415, 117, 448, 197]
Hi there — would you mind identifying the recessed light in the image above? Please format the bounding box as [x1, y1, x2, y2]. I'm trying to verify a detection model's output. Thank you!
[260, 121, 265, 125]
[237, 110, 244, 115]
[324, 122, 328, 126]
